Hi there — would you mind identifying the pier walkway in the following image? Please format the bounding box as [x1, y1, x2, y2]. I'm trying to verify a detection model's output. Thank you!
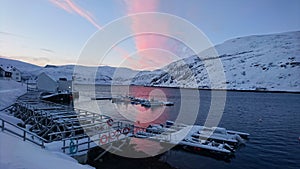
[0, 91, 135, 155]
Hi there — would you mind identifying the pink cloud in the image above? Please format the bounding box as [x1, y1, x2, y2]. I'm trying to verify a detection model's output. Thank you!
[124, 0, 164, 50]
[49, 0, 73, 13]
[124, 0, 159, 14]
[49, 0, 101, 29]
[123, 0, 175, 69]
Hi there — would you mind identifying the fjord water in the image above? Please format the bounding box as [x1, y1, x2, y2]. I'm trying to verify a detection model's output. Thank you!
[161, 90, 300, 169]
[74, 85, 300, 169]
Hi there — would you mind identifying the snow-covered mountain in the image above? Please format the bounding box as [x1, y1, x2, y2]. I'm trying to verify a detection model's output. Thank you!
[132, 31, 300, 91]
[1, 31, 299, 92]
[0, 57, 43, 78]
[0, 58, 138, 84]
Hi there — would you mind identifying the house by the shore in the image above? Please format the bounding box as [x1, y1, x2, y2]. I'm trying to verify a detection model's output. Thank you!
[36, 72, 72, 92]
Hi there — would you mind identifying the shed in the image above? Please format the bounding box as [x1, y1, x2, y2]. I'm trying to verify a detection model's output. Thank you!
[36, 72, 58, 92]
[36, 72, 73, 92]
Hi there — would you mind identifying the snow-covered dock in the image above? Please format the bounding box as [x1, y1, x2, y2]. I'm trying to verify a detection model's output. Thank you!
[1, 91, 134, 156]
[11, 91, 113, 142]
[0, 80, 94, 169]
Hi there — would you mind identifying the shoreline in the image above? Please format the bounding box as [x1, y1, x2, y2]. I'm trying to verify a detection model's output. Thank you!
[74, 83, 300, 94]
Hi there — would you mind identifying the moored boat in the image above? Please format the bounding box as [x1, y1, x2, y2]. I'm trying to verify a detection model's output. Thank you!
[179, 137, 234, 155]
[192, 127, 243, 145]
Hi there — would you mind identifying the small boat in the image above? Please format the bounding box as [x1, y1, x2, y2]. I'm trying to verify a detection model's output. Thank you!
[40, 91, 73, 104]
[145, 124, 165, 134]
[134, 131, 156, 138]
[165, 120, 175, 128]
[180, 137, 234, 155]
[149, 100, 163, 106]
[162, 101, 174, 106]
[140, 99, 162, 107]
[227, 130, 250, 139]
[192, 127, 244, 145]
[140, 100, 151, 108]
[111, 95, 174, 108]
[132, 120, 249, 157]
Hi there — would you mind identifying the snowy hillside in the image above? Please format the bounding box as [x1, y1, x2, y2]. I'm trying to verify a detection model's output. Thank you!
[0, 57, 138, 84]
[0, 57, 43, 78]
[1, 31, 299, 91]
[42, 65, 138, 84]
[133, 31, 300, 91]
[0, 57, 41, 72]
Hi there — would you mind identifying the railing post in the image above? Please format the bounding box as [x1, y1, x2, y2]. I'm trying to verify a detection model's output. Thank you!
[76, 139, 78, 151]
[63, 140, 66, 153]
[1, 120, 4, 131]
[23, 131, 26, 141]
[88, 137, 90, 150]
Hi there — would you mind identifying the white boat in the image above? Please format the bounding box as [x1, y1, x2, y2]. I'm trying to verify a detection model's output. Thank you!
[145, 124, 165, 134]
[179, 137, 234, 154]
[192, 126, 244, 145]
[226, 130, 250, 139]
[134, 131, 156, 138]
[133, 121, 249, 155]
[162, 101, 174, 106]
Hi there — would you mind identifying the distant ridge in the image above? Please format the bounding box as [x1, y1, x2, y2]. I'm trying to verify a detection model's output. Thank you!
[1, 31, 299, 92]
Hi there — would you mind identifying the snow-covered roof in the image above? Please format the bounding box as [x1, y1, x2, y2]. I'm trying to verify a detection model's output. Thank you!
[37, 72, 70, 81]
[0, 65, 20, 72]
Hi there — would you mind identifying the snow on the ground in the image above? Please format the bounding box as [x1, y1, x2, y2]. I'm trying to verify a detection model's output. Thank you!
[0, 79, 95, 169]
[0, 79, 27, 110]
[0, 132, 93, 169]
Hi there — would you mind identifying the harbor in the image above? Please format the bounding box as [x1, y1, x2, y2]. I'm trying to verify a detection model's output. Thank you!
[0, 90, 250, 165]
[1, 82, 299, 169]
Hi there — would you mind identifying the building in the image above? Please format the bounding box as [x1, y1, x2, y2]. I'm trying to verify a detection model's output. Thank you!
[0, 67, 5, 77]
[0, 65, 20, 81]
[9, 67, 21, 82]
[57, 77, 72, 91]
[36, 72, 72, 92]
[36, 72, 58, 92]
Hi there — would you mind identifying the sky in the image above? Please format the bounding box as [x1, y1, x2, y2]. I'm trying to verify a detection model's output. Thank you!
[1, 0, 300, 70]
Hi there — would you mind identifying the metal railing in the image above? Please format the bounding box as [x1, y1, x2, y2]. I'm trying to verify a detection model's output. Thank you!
[0, 117, 48, 148]
[60, 121, 134, 155]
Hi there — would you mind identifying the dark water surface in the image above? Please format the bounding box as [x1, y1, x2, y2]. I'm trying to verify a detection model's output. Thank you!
[74, 85, 300, 169]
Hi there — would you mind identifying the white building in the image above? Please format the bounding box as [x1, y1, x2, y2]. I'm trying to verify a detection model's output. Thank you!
[36, 72, 58, 92]
[36, 73, 72, 92]
[9, 67, 21, 82]
[0, 66, 21, 82]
